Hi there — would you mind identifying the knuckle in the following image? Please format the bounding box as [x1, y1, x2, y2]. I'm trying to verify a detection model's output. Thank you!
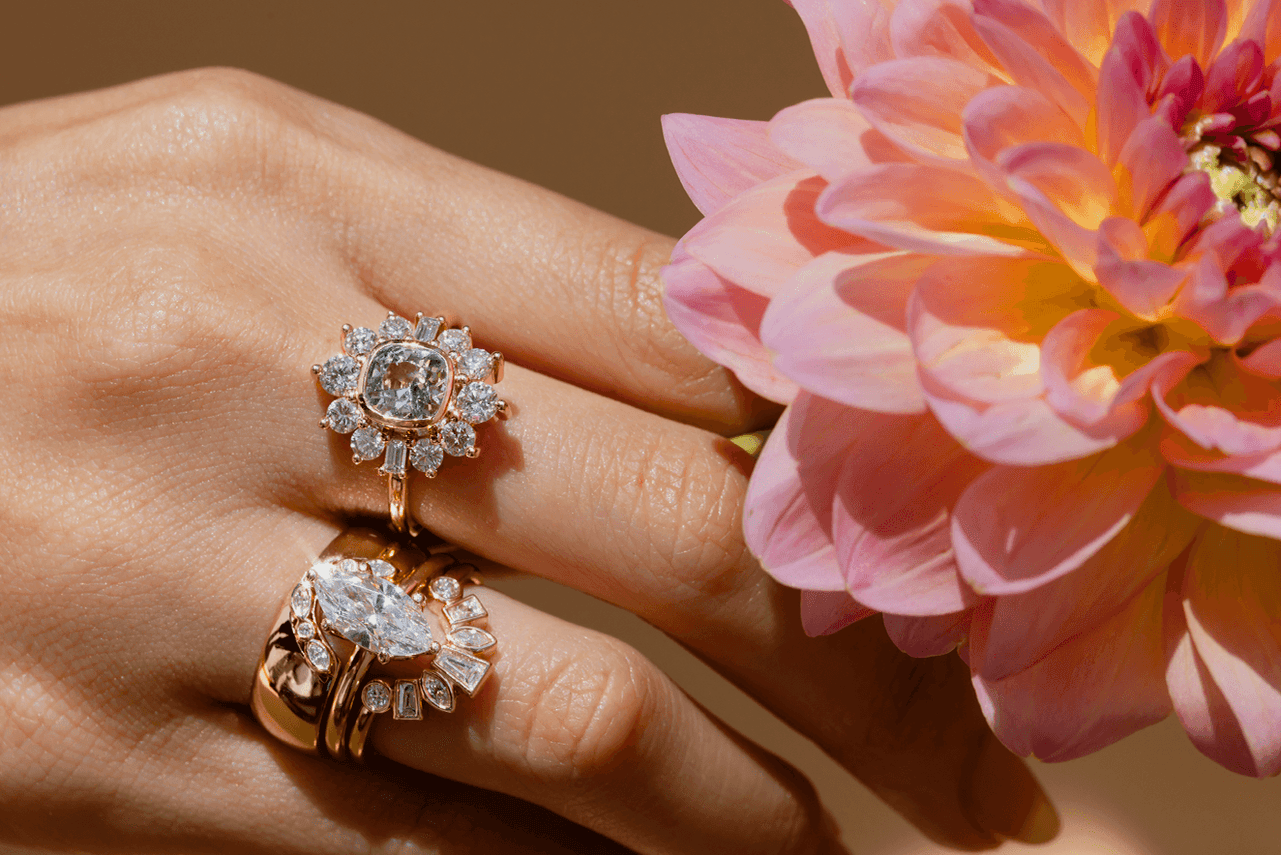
[512, 639, 655, 782]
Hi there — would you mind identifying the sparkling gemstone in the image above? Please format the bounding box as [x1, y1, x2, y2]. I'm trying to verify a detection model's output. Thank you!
[325, 398, 362, 434]
[421, 671, 455, 712]
[319, 355, 359, 395]
[311, 560, 435, 659]
[428, 575, 461, 602]
[449, 626, 496, 652]
[435, 647, 490, 695]
[290, 584, 312, 618]
[382, 440, 407, 475]
[444, 595, 486, 624]
[362, 680, 391, 713]
[436, 328, 471, 354]
[344, 327, 377, 356]
[338, 558, 359, 575]
[362, 342, 452, 423]
[294, 620, 316, 641]
[455, 382, 498, 424]
[305, 641, 332, 672]
[351, 427, 385, 461]
[368, 559, 396, 578]
[457, 348, 492, 381]
[415, 316, 443, 342]
[379, 315, 414, 340]
[393, 679, 422, 720]
[410, 441, 444, 475]
[439, 422, 475, 457]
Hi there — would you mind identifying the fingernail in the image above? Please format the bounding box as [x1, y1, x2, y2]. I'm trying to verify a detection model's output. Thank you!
[964, 733, 1061, 845]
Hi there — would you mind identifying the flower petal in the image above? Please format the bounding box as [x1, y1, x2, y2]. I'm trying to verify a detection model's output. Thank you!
[974, 574, 1172, 761]
[851, 56, 999, 162]
[963, 85, 1083, 197]
[789, 0, 896, 96]
[801, 589, 876, 637]
[1167, 526, 1281, 777]
[1039, 0, 1149, 66]
[1172, 470, 1281, 539]
[661, 241, 798, 403]
[1114, 117, 1189, 219]
[661, 114, 806, 217]
[682, 172, 866, 298]
[884, 610, 972, 657]
[889, 0, 1002, 73]
[1155, 361, 1281, 457]
[744, 394, 853, 590]
[969, 479, 1199, 680]
[951, 438, 1165, 595]
[761, 251, 931, 412]
[832, 412, 988, 615]
[1149, 0, 1228, 67]
[1094, 218, 1189, 319]
[769, 98, 909, 183]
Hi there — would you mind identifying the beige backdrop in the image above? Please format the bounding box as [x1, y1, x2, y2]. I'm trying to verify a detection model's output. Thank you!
[4, 2, 1279, 852]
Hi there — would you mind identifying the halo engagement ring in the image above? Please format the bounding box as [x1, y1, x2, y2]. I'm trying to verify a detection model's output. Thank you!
[313, 312, 508, 536]
[250, 528, 498, 761]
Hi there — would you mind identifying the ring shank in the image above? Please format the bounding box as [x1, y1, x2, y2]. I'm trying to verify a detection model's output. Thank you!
[388, 474, 421, 536]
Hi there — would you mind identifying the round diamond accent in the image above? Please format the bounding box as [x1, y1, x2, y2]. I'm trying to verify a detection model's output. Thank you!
[325, 398, 362, 433]
[351, 427, 385, 461]
[363, 342, 452, 423]
[436, 328, 471, 354]
[305, 641, 332, 672]
[410, 441, 444, 475]
[344, 327, 377, 356]
[439, 422, 476, 457]
[290, 584, 312, 618]
[456, 382, 498, 424]
[294, 620, 316, 640]
[368, 559, 396, 578]
[429, 575, 462, 601]
[319, 355, 359, 395]
[379, 315, 414, 340]
[362, 681, 392, 713]
[311, 560, 435, 658]
[457, 348, 492, 381]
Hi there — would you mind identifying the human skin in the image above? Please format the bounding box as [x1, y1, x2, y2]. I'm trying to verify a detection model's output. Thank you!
[0, 69, 1054, 854]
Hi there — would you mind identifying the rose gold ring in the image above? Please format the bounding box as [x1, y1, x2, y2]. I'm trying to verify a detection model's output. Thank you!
[313, 312, 508, 537]
[250, 527, 499, 761]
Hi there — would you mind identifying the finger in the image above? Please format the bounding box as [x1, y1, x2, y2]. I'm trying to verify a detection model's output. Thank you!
[301, 365, 1047, 849]
[0, 68, 775, 434]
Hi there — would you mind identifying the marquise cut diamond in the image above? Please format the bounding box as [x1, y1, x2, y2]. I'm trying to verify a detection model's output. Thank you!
[311, 560, 435, 659]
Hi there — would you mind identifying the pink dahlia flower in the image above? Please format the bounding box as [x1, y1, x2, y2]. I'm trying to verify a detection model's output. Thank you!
[662, 0, 1281, 776]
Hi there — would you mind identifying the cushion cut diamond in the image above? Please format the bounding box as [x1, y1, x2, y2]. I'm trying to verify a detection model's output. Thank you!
[311, 561, 435, 659]
[362, 342, 452, 424]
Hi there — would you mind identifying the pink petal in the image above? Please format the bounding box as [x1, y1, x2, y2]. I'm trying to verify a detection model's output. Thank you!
[1095, 23, 1156, 164]
[851, 57, 999, 162]
[1239, 0, 1281, 65]
[1202, 39, 1265, 114]
[661, 114, 806, 218]
[1149, 0, 1229, 67]
[1039, 0, 1149, 66]
[1240, 338, 1281, 379]
[1145, 173, 1217, 261]
[975, 574, 1172, 761]
[951, 440, 1165, 595]
[661, 241, 799, 403]
[1162, 428, 1281, 484]
[998, 141, 1118, 276]
[889, 0, 1001, 73]
[1114, 118, 1189, 219]
[800, 589, 876, 637]
[969, 479, 1199, 680]
[744, 395, 854, 590]
[1167, 526, 1281, 777]
[1094, 217, 1189, 320]
[761, 251, 931, 413]
[681, 171, 865, 299]
[884, 610, 972, 657]
[769, 98, 909, 184]
[1178, 258, 1281, 346]
[971, 0, 1097, 127]
[816, 161, 1037, 257]
[1155, 364, 1281, 458]
[831, 412, 988, 615]
[789, 0, 896, 96]
[963, 85, 1083, 197]
[1172, 470, 1281, 539]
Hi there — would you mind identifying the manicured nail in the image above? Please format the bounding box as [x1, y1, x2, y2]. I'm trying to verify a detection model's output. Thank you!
[964, 733, 1061, 844]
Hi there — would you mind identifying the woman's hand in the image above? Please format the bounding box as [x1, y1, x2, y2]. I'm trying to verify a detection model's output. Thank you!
[0, 69, 1053, 854]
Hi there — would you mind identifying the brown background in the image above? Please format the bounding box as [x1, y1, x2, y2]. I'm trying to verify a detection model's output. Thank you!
[3, 2, 1279, 852]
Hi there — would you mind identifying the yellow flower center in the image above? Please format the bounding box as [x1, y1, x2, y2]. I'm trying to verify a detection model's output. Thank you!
[1187, 139, 1281, 233]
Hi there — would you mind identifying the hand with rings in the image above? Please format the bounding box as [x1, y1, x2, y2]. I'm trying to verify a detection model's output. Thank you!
[0, 69, 1054, 854]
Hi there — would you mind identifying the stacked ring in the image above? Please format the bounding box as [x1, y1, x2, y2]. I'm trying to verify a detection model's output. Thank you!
[250, 528, 498, 760]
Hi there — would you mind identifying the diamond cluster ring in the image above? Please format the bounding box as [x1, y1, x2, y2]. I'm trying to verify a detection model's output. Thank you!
[313, 312, 508, 536]
[250, 528, 498, 761]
